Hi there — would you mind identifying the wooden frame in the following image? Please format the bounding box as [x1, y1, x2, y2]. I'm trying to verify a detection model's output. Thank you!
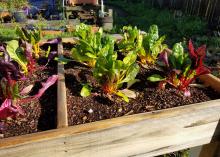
[0, 40, 219, 157]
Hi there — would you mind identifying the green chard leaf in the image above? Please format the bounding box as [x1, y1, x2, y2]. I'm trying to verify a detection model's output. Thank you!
[80, 84, 92, 97]
[147, 74, 165, 82]
[6, 40, 28, 74]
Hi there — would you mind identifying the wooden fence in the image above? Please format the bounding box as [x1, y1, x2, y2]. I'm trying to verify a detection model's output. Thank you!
[129, 0, 220, 28]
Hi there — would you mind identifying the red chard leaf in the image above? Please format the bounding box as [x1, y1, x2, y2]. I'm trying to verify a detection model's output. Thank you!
[159, 50, 169, 66]
[188, 39, 197, 58]
[0, 60, 20, 81]
[196, 66, 210, 76]
[34, 75, 58, 98]
[0, 99, 24, 120]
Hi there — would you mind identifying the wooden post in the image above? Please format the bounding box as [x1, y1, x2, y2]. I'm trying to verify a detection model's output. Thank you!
[57, 42, 68, 128]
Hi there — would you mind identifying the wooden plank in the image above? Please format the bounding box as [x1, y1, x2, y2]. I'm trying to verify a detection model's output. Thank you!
[0, 99, 220, 157]
[57, 42, 68, 128]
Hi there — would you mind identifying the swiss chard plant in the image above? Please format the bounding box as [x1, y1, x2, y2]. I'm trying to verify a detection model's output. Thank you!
[148, 40, 210, 96]
[16, 27, 41, 58]
[117, 25, 167, 66]
[117, 26, 143, 53]
[93, 45, 140, 102]
[71, 24, 114, 67]
[0, 40, 58, 121]
[141, 25, 167, 65]
[0, 73, 58, 120]
[3, 40, 37, 75]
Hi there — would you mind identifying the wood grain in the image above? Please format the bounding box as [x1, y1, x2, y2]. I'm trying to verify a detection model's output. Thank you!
[0, 99, 220, 157]
[57, 42, 68, 128]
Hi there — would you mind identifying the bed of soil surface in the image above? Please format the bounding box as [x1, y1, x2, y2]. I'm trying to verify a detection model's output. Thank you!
[64, 59, 220, 126]
[0, 58, 57, 138]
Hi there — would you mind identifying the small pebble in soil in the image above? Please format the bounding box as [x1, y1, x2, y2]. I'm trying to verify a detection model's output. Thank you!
[88, 109, 94, 114]
[118, 108, 123, 113]
[83, 116, 87, 121]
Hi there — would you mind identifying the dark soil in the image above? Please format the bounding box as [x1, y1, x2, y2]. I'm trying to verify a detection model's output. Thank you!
[65, 60, 220, 126]
[0, 58, 57, 138]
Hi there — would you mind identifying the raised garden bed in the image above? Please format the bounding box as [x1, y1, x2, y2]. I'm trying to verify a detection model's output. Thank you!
[0, 23, 220, 156]
[0, 39, 219, 157]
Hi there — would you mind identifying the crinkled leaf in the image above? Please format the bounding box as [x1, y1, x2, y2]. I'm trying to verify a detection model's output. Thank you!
[148, 25, 159, 41]
[123, 51, 137, 65]
[121, 63, 140, 83]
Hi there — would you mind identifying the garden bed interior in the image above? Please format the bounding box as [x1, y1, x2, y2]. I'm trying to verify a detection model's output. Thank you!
[0, 44, 59, 138]
[0, 39, 220, 157]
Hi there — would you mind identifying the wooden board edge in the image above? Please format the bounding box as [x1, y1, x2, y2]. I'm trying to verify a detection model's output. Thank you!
[0, 99, 220, 149]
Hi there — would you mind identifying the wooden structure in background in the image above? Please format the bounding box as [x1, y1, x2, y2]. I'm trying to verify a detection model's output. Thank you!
[67, 0, 98, 5]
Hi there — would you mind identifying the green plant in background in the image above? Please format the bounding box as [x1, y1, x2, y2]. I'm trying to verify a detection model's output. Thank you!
[16, 27, 41, 58]
[6, 0, 29, 11]
[71, 24, 115, 67]
[108, 0, 208, 46]
[0, 26, 17, 42]
[0, 2, 7, 11]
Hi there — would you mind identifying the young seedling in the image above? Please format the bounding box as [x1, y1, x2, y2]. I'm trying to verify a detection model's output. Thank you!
[148, 40, 210, 96]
